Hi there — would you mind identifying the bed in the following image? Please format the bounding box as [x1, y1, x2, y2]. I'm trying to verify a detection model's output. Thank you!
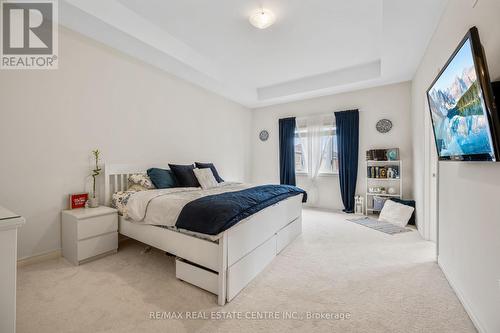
[104, 164, 305, 305]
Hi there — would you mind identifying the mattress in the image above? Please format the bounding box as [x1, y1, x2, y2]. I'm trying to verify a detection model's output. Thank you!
[113, 182, 306, 236]
[113, 183, 250, 241]
[111, 182, 245, 217]
[119, 193, 303, 242]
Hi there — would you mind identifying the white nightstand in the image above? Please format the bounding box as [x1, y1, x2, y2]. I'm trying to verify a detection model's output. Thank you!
[62, 206, 118, 265]
[0, 205, 25, 333]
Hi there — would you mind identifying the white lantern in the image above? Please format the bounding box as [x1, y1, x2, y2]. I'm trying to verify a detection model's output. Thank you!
[354, 196, 364, 215]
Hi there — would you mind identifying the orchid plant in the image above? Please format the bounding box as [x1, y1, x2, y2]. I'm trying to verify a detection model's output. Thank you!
[91, 149, 102, 199]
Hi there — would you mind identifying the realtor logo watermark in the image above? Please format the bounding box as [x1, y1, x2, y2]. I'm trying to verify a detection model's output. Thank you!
[1, 0, 58, 69]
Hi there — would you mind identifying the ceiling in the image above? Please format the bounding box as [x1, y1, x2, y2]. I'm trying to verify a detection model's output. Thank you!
[59, 0, 448, 108]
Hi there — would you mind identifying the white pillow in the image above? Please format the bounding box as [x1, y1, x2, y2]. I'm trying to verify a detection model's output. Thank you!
[193, 168, 219, 190]
[378, 200, 414, 227]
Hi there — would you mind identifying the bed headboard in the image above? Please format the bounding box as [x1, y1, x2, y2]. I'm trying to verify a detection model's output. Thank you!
[104, 164, 150, 206]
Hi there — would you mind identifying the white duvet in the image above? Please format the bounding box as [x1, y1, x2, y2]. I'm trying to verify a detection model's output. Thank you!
[125, 182, 250, 227]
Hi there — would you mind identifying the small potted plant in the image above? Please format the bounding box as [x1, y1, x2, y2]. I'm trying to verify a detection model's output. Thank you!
[88, 149, 102, 208]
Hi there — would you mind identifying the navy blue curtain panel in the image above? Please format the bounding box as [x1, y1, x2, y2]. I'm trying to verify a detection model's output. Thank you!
[335, 110, 359, 213]
[279, 117, 296, 186]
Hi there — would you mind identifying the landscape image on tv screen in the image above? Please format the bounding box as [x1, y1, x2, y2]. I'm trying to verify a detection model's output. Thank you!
[427, 38, 495, 159]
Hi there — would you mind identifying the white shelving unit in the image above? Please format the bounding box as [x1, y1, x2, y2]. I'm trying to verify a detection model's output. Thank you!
[365, 160, 403, 215]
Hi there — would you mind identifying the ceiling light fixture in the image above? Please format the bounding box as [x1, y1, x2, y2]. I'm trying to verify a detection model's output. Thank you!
[249, 8, 276, 29]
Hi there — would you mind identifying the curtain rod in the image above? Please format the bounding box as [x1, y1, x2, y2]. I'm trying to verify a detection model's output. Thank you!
[279, 109, 358, 121]
[296, 112, 334, 122]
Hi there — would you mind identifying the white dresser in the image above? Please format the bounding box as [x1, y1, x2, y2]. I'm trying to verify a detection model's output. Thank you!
[0, 206, 25, 333]
[62, 206, 118, 265]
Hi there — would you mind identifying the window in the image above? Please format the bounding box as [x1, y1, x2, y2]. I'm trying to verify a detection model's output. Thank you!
[294, 125, 338, 175]
[294, 132, 307, 173]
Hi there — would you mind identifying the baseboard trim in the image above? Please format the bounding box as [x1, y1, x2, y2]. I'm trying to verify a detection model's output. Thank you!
[17, 249, 61, 267]
[438, 256, 486, 333]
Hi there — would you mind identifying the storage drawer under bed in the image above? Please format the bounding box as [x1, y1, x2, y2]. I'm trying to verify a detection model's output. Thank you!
[276, 216, 302, 254]
[174, 216, 303, 299]
[175, 258, 219, 295]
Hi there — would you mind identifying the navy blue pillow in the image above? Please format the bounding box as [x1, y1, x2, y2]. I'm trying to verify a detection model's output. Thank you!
[389, 198, 416, 225]
[168, 164, 200, 187]
[195, 162, 224, 183]
[147, 168, 178, 189]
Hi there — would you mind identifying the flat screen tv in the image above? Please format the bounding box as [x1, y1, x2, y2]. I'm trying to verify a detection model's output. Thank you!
[427, 27, 500, 161]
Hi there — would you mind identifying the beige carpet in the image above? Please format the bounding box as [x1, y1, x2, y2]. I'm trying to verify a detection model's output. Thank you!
[17, 209, 476, 333]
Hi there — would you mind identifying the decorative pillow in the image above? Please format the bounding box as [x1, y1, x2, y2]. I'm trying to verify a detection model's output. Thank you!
[128, 184, 150, 192]
[111, 190, 136, 216]
[147, 168, 178, 189]
[195, 162, 224, 183]
[168, 164, 200, 187]
[389, 198, 416, 225]
[379, 200, 415, 227]
[373, 196, 387, 211]
[128, 173, 155, 190]
[193, 168, 219, 190]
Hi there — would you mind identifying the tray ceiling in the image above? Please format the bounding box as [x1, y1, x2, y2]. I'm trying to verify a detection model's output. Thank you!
[60, 0, 448, 107]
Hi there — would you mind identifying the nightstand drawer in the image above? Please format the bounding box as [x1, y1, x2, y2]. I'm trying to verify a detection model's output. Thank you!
[77, 232, 117, 261]
[77, 213, 117, 240]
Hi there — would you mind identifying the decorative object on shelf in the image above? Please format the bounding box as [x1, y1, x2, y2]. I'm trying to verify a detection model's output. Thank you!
[387, 166, 400, 178]
[365, 156, 403, 214]
[379, 168, 387, 178]
[354, 196, 364, 215]
[259, 130, 269, 141]
[367, 165, 399, 179]
[376, 119, 393, 133]
[368, 187, 381, 194]
[88, 149, 102, 208]
[366, 149, 388, 161]
[69, 193, 88, 209]
[386, 148, 399, 161]
[366, 148, 400, 161]
[393, 166, 400, 178]
[387, 167, 394, 179]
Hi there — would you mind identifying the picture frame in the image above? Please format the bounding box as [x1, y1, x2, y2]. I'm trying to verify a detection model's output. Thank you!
[379, 168, 387, 178]
[69, 193, 88, 209]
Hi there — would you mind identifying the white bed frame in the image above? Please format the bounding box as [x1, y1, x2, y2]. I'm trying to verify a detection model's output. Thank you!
[104, 164, 303, 305]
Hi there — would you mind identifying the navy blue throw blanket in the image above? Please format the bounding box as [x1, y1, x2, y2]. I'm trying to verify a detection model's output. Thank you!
[176, 185, 307, 235]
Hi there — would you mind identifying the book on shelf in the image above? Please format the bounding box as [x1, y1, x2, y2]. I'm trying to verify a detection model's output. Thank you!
[367, 165, 400, 179]
[366, 148, 400, 161]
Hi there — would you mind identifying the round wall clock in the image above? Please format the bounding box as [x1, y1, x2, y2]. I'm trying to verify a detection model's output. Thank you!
[259, 130, 269, 141]
[376, 119, 392, 133]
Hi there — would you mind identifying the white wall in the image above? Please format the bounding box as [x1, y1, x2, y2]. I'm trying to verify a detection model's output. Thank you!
[0, 27, 252, 260]
[410, 0, 500, 331]
[251, 82, 413, 210]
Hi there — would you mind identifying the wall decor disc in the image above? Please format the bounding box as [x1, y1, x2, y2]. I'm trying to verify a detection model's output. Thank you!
[376, 119, 392, 133]
[259, 130, 269, 141]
